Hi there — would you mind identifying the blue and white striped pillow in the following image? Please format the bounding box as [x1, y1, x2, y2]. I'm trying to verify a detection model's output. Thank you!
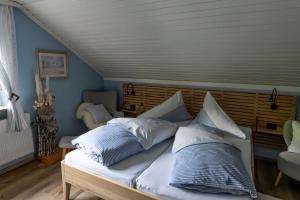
[72, 124, 144, 166]
[169, 143, 257, 198]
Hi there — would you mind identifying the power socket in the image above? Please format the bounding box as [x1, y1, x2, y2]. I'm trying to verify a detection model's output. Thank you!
[266, 123, 277, 130]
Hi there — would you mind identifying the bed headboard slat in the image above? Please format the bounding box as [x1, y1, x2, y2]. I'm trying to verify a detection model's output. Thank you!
[123, 84, 297, 137]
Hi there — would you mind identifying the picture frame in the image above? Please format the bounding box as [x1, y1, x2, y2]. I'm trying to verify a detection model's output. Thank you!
[36, 49, 69, 79]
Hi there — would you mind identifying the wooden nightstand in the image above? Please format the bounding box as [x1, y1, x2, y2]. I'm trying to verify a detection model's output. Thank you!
[252, 117, 287, 150]
[122, 103, 144, 117]
[253, 131, 286, 150]
[122, 109, 144, 117]
[59, 136, 77, 159]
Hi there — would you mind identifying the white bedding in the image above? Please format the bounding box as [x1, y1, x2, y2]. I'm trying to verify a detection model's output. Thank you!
[65, 139, 172, 187]
[136, 126, 253, 200]
[225, 126, 253, 177]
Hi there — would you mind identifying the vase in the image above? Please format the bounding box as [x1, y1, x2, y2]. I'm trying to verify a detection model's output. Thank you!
[35, 105, 58, 157]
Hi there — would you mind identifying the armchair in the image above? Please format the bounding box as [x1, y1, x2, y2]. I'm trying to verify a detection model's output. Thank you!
[76, 90, 124, 130]
[274, 120, 300, 186]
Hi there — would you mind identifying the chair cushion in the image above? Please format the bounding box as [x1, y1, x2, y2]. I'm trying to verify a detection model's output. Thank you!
[283, 120, 293, 146]
[85, 104, 112, 123]
[82, 112, 106, 130]
[59, 136, 78, 148]
[76, 102, 94, 119]
[278, 151, 300, 181]
[288, 121, 300, 153]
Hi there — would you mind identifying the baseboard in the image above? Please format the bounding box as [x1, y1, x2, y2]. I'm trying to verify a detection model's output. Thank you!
[0, 153, 35, 175]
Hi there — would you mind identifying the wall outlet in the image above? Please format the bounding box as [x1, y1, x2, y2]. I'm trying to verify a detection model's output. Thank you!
[266, 123, 277, 130]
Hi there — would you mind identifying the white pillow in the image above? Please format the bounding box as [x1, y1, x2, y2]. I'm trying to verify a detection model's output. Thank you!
[76, 102, 94, 119]
[108, 118, 178, 149]
[288, 121, 300, 153]
[172, 126, 230, 153]
[195, 91, 246, 139]
[85, 104, 112, 123]
[137, 91, 192, 122]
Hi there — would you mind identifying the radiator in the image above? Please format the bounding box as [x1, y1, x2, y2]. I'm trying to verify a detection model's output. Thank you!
[0, 114, 34, 168]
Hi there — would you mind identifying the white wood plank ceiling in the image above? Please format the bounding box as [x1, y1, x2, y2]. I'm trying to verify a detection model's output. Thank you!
[13, 0, 300, 86]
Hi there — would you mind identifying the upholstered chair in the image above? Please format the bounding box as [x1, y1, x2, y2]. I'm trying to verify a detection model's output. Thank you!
[77, 90, 124, 130]
[274, 120, 300, 186]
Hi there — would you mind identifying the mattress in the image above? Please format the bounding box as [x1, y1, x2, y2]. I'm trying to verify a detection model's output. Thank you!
[64, 138, 172, 187]
[136, 127, 253, 200]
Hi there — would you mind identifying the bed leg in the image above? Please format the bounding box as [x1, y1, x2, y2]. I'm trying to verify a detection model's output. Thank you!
[63, 181, 71, 200]
[274, 171, 282, 187]
[61, 162, 71, 200]
[62, 148, 67, 159]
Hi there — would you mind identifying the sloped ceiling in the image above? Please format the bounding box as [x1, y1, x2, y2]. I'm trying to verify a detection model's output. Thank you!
[13, 0, 300, 86]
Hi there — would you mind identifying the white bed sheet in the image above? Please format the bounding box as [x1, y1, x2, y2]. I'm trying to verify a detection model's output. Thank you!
[136, 127, 253, 200]
[65, 139, 172, 187]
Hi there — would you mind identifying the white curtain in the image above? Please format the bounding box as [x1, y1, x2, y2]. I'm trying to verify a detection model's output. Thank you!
[0, 6, 28, 132]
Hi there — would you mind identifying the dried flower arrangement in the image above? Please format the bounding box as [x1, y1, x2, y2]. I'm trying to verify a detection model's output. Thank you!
[32, 70, 58, 157]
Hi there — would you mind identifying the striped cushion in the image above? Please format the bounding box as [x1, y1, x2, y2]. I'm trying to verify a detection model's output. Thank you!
[169, 143, 257, 198]
[72, 124, 143, 166]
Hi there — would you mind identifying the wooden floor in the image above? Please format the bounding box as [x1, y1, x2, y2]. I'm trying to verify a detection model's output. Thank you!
[0, 159, 299, 200]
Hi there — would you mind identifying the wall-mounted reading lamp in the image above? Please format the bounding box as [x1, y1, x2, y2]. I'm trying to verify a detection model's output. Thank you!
[126, 83, 135, 96]
[269, 88, 278, 110]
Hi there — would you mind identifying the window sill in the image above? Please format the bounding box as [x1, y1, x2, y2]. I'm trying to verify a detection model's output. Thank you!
[0, 106, 7, 111]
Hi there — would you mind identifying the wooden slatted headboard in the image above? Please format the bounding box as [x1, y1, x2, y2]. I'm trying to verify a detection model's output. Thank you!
[123, 84, 298, 149]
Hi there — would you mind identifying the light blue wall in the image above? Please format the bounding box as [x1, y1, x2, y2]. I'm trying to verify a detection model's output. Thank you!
[14, 8, 103, 140]
[103, 80, 123, 109]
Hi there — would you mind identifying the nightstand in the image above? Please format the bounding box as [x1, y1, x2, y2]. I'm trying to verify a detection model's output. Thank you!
[122, 109, 143, 117]
[122, 103, 144, 117]
[253, 131, 286, 150]
[253, 117, 287, 150]
[59, 136, 77, 159]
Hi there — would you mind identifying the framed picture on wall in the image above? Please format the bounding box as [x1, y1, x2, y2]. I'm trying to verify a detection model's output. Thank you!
[36, 49, 68, 78]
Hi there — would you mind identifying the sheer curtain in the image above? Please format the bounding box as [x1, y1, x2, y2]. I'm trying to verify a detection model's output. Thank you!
[0, 6, 28, 132]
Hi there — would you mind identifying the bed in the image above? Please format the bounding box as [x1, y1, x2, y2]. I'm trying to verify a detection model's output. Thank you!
[62, 84, 293, 200]
[62, 126, 254, 200]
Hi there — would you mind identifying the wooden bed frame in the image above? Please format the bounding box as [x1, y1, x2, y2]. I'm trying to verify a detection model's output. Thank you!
[61, 161, 158, 200]
[62, 140, 255, 200]
[61, 83, 297, 200]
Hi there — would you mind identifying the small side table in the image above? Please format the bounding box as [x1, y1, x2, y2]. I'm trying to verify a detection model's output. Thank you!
[59, 136, 77, 159]
[122, 109, 144, 118]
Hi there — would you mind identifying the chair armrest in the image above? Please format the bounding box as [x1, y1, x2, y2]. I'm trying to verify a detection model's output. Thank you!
[113, 111, 124, 118]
